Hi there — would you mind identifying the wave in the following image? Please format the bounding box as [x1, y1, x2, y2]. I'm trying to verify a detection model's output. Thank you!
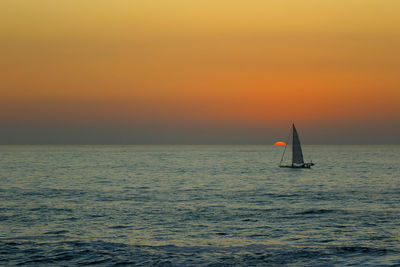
[1, 240, 398, 266]
[295, 209, 347, 215]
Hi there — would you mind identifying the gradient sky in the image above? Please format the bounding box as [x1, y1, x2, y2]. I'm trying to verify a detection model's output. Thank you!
[1, 0, 399, 144]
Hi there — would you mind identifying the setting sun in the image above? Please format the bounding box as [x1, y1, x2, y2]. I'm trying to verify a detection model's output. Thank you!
[274, 141, 286, 146]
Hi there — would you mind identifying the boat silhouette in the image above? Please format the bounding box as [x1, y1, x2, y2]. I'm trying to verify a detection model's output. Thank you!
[279, 124, 314, 169]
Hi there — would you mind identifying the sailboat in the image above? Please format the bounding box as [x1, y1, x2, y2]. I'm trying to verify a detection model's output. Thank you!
[279, 124, 315, 168]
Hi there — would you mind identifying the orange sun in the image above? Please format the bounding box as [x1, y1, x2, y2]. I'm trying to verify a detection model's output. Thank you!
[274, 141, 286, 146]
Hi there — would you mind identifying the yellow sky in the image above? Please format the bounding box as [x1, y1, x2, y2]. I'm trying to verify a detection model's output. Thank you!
[0, 0, 399, 143]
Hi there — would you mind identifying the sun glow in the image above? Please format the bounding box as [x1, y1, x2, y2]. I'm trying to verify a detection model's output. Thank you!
[274, 141, 286, 146]
[0, 0, 399, 144]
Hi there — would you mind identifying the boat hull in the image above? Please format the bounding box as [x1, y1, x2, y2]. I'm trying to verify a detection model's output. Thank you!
[279, 163, 314, 169]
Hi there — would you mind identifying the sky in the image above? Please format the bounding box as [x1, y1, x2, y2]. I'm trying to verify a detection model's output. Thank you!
[1, 0, 399, 144]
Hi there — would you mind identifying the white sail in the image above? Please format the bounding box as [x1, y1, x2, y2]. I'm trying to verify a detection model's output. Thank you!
[292, 124, 304, 164]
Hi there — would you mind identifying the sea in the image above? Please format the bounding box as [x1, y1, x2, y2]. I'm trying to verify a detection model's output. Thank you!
[0, 145, 399, 266]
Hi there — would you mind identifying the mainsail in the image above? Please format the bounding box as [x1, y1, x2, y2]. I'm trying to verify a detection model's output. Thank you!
[292, 124, 304, 164]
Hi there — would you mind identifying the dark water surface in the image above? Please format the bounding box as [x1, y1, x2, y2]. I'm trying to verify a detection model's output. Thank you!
[1, 145, 399, 266]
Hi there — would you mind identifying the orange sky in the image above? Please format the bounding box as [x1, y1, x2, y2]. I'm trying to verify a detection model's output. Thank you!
[0, 0, 399, 143]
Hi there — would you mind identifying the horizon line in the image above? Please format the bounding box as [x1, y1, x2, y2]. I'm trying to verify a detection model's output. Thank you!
[1, 144, 399, 146]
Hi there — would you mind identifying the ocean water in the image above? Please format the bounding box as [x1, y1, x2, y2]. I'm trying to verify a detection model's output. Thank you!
[0, 145, 399, 266]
